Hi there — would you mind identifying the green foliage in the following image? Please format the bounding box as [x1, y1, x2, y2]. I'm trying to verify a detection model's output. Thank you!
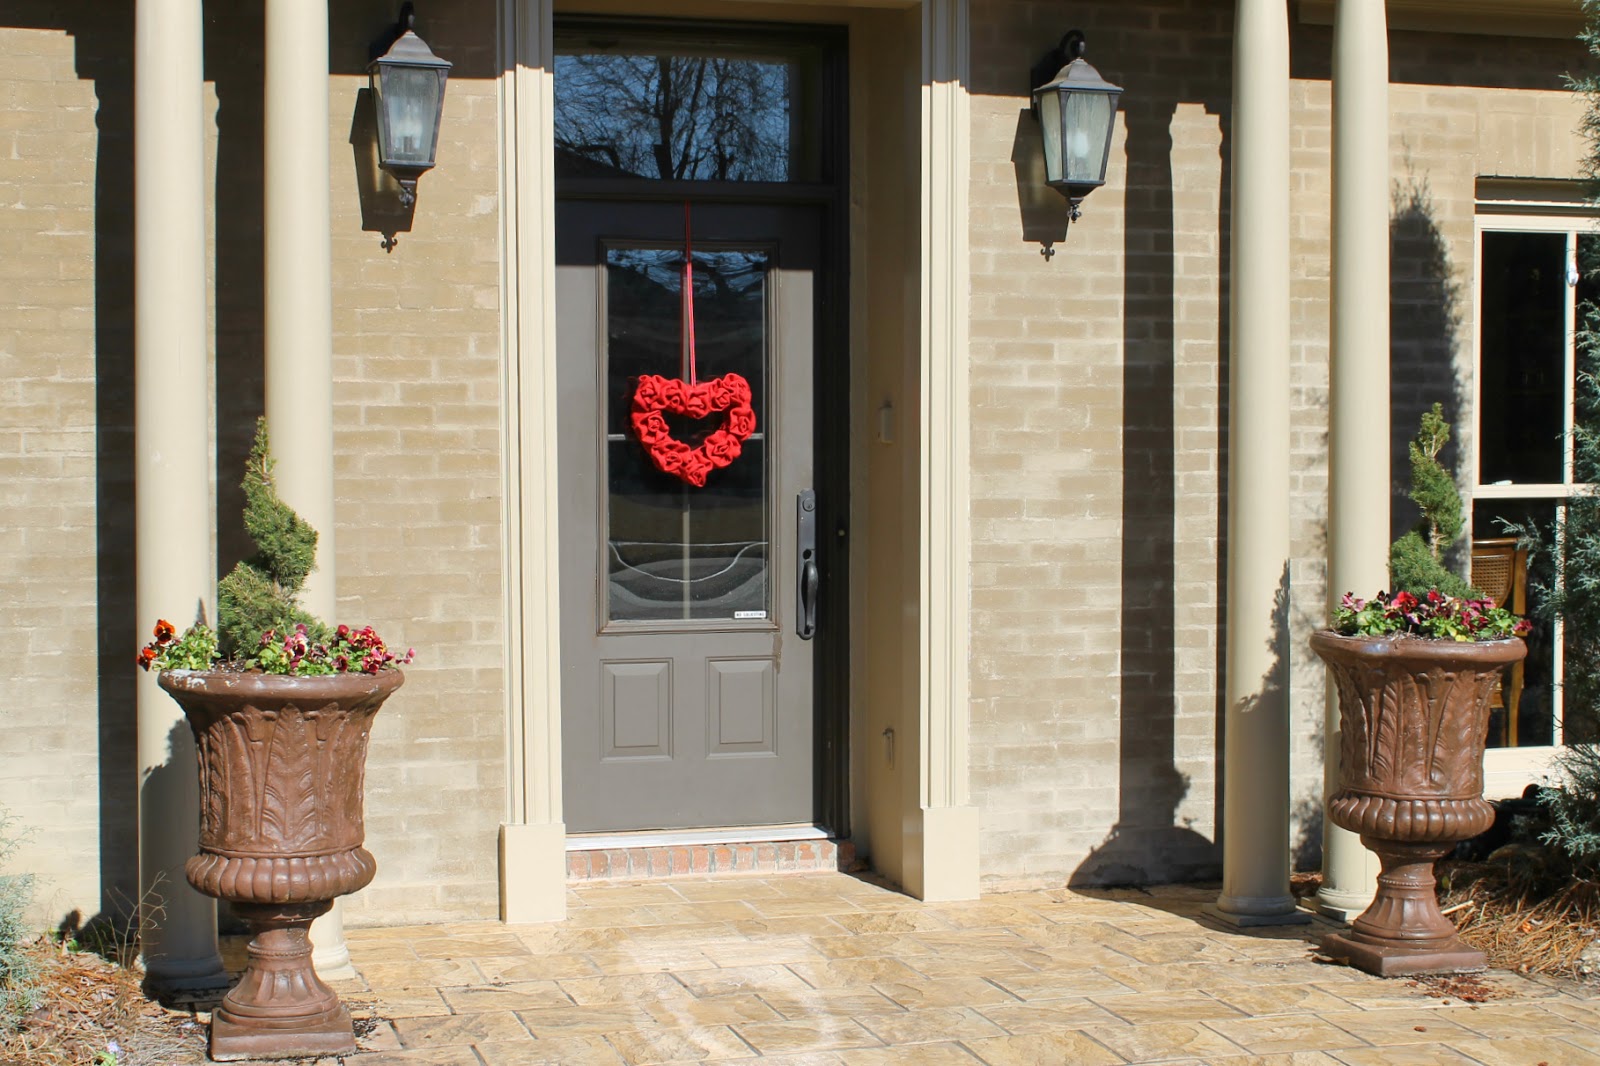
[1543, 745, 1600, 879]
[1333, 590, 1529, 643]
[216, 419, 324, 659]
[1389, 403, 1478, 599]
[0, 811, 41, 1032]
[1528, 6, 1600, 873]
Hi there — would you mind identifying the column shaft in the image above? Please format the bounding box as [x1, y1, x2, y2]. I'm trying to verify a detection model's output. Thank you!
[264, 0, 349, 973]
[1211, 0, 1307, 927]
[134, 0, 227, 992]
[1319, 0, 1389, 921]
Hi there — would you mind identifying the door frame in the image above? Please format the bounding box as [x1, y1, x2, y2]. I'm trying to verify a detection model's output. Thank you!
[550, 16, 852, 839]
[497, 0, 977, 922]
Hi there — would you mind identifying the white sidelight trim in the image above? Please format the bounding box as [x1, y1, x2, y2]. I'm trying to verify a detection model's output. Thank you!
[908, 0, 979, 902]
[499, 0, 567, 924]
[1318, 0, 1389, 922]
[134, 0, 226, 993]
[1209, 0, 1309, 929]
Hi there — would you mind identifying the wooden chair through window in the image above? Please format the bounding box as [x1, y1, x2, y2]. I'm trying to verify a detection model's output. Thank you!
[1470, 537, 1528, 746]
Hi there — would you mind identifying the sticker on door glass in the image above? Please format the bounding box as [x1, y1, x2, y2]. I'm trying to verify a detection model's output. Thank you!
[734, 610, 767, 620]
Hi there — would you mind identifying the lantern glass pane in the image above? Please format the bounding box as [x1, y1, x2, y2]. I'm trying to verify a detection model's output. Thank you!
[1038, 90, 1063, 184]
[377, 65, 443, 166]
[1063, 91, 1112, 185]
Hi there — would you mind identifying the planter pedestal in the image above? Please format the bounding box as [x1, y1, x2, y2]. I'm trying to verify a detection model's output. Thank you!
[1320, 840, 1489, 976]
[1311, 631, 1524, 978]
[208, 902, 351, 1060]
[159, 670, 402, 1061]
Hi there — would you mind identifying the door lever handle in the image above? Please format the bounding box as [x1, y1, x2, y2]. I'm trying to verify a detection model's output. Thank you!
[797, 489, 818, 640]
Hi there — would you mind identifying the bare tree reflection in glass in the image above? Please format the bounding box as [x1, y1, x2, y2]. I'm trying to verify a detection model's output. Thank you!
[555, 50, 795, 182]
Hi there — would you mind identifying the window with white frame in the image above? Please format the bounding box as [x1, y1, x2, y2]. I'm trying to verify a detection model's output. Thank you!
[1474, 206, 1596, 791]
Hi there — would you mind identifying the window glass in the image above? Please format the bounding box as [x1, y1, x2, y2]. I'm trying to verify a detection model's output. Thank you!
[1478, 231, 1567, 485]
[1473, 499, 1555, 749]
[554, 28, 826, 183]
[604, 245, 771, 623]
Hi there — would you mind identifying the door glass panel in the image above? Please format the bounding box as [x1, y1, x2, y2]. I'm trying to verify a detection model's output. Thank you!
[1479, 231, 1567, 484]
[554, 28, 826, 183]
[604, 245, 770, 623]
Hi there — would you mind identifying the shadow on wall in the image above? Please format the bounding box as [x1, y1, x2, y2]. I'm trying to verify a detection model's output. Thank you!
[1008, 110, 1071, 255]
[1070, 62, 1230, 889]
[1389, 171, 1468, 549]
[977, 3, 1234, 888]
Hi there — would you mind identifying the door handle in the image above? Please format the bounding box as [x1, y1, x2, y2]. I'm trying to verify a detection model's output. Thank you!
[797, 489, 818, 640]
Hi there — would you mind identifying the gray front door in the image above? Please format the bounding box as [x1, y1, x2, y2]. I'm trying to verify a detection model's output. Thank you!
[556, 201, 819, 832]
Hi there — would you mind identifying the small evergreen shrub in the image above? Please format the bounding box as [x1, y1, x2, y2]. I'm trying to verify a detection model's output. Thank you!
[1389, 403, 1477, 599]
[137, 418, 413, 675]
[216, 421, 322, 660]
[0, 811, 41, 1032]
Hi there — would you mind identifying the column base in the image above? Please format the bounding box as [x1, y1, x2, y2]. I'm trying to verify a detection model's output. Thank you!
[210, 1004, 355, 1062]
[310, 901, 356, 981]
[1206, 895, 1313, 928]
[1316, 884, 1375, 923]
[141, 951, 230, 996]
[500, 822, 568, 923]
[1321, 930, 1486, 978]
[903, 806, 980, 902]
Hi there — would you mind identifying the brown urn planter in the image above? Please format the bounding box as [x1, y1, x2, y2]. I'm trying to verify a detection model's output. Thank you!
[159, 669, 403, 1061]
[1310, 630, 1525, 977]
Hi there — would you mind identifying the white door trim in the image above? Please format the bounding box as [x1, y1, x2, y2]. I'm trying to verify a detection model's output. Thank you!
[498, 0, 567, 923]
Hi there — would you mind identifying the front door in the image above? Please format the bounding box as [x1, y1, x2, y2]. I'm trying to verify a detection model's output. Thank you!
[556, 200, 820, 832]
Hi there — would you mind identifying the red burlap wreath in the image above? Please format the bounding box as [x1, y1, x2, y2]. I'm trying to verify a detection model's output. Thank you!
[630, 373, 757, 487]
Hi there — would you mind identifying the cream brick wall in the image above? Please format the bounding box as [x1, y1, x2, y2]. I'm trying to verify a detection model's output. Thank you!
[969, 3, 1588, 887]
[0, 22, 132, 926]
[0, 3, 507, 928]
[2, 0, 1590, 922]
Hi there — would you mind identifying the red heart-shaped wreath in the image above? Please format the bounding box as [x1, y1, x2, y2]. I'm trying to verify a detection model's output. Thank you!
[630, 373, 757, 487]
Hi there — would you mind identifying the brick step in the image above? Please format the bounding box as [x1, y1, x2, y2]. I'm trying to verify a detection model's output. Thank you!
[567, 839, 858, 882]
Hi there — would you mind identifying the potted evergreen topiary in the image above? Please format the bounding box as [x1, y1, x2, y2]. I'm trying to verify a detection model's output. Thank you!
[137, 419, 411, 1061]
[1314, 405, 1529, 977]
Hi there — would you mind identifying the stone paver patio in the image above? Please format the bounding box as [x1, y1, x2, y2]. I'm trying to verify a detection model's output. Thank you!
[237, 873, 1599, 1065]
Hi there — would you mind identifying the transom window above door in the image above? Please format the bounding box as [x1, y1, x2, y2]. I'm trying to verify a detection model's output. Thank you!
[553, 21, 836, 184]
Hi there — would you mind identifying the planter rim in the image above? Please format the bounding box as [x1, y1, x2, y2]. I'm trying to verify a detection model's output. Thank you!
[1310, 628, 1526, 667]
[157, 668, 405, 700]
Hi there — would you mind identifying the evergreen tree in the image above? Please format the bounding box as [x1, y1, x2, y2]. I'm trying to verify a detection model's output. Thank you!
[216, 419, 324, 658]
[1389, 403, 1477, 599]
[1531, 0, 1600, 872]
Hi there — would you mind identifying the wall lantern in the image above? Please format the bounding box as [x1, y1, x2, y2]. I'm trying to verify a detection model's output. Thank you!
[369, 5, 451, 208]
[1030, 30, 1122, 222]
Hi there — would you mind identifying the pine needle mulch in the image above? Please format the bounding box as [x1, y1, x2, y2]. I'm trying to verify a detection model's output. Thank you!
[0, 937, 206, 1066]
[1441, 859, 1600, 980]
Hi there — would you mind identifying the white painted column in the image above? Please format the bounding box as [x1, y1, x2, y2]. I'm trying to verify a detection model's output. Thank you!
[263, 0, 351, 972]
[134, 0, 227, 993]
[905, 0, 979, 903]
[1318, 0, 1388, 922]
[500, 0, 568, 925]
[1209, 0, 1308, 928]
